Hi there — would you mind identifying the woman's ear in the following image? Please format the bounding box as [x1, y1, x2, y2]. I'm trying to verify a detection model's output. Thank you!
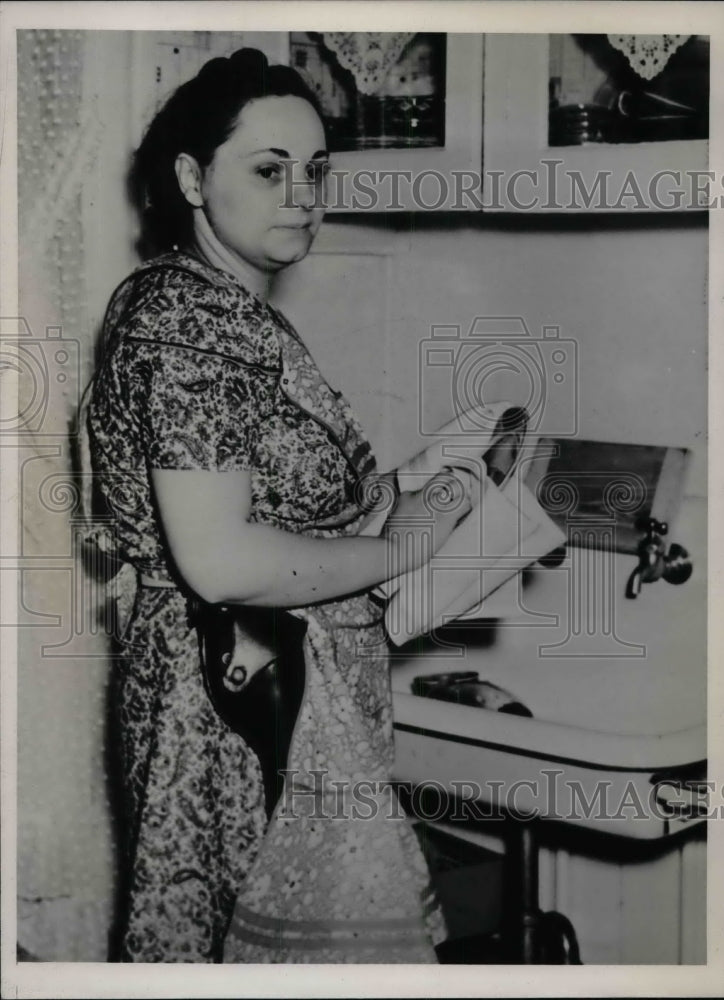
[175, 153, 205, 208]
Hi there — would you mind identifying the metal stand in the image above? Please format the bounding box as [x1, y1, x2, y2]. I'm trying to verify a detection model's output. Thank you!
[436, 815, 582, 965]
[506, 818, 581, 964]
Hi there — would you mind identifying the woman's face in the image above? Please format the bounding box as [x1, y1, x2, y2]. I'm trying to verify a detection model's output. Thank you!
[192, 95, 328, 276]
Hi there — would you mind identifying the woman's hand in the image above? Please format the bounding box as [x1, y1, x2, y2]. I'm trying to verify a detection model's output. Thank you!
[381, 467, 482, 581]
[384, 467, 477, 551]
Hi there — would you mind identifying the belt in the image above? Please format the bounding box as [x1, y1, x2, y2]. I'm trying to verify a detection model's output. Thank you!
[139, 574, 177, 589]
[112, 567, 179, 636]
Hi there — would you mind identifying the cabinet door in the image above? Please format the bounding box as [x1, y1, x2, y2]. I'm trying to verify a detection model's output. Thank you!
[483, 34, 709, 212]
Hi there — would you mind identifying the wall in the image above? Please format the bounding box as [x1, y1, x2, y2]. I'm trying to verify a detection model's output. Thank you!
[276, 213, 707, 495]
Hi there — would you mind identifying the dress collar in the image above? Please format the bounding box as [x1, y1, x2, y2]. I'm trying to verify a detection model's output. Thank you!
[146, 249, 267, 305]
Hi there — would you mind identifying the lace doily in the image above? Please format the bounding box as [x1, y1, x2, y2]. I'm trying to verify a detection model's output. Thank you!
[607, 34, 691, 81]
[321, 32, 415, 95]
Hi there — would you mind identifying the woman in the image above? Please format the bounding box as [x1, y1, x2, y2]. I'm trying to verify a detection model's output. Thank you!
[87, 48, 474, 963]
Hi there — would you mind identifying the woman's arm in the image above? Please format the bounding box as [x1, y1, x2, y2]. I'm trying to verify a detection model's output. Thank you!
[152, 467, 473, 607]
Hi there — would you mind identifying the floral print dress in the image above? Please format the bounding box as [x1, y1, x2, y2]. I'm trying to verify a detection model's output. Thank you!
[87, 251, 445, 963]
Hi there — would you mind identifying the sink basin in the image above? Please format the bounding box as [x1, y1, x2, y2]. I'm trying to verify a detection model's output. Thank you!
[390, 497, 706, 838]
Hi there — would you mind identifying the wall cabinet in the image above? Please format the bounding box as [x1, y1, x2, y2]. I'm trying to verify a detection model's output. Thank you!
[282, 32, 708, 214]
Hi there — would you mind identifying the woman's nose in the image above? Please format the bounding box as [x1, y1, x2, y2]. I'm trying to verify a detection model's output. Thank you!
[292, 179, 317, 210]
[287, 163, 320, 210]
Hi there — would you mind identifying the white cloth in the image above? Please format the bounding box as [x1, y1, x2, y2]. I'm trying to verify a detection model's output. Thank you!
[363, 402, 566, 644]
[383, 474, 565, 645]
[607, 35, 690, 81]
[321, 32, 415, 95]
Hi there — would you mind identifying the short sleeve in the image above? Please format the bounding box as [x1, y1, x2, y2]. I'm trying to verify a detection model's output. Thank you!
[135, 343, 277, 472]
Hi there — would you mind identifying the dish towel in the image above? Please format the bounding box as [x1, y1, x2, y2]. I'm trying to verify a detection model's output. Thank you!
[363, 402, 566, 644]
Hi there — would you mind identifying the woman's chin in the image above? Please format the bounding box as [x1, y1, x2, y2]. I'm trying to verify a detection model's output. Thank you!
[266, 242, 315, 269]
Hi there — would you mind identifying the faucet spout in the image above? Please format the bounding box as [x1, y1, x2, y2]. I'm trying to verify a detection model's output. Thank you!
[626, 565, 642, 599]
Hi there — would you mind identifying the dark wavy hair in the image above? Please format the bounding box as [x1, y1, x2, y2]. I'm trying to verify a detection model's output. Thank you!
[129, 47, 323, 257]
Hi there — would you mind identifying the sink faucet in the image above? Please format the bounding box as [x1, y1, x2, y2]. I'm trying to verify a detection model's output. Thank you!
[626, 517, 693, 599]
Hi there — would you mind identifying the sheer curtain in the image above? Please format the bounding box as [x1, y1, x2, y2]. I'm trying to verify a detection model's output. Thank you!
[16, 28, 121, 961]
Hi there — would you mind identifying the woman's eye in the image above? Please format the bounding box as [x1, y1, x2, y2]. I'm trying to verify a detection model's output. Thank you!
[306, 162, 330, 184]
[256, 164, 282, 181]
